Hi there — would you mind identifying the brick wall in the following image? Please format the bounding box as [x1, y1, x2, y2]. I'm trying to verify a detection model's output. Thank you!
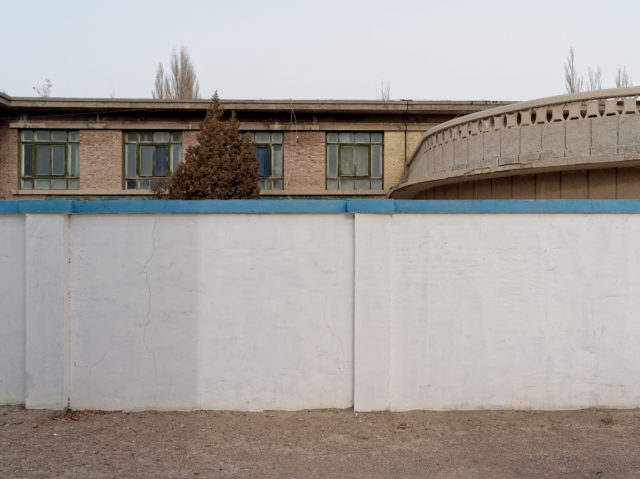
[384, 131, 425, 190]
[0, 125, 18, 200]
[79, 130, 123, 191]
[282, 131, 326, 192]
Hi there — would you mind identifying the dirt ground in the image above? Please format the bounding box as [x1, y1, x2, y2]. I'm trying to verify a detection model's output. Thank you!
[1, 405, 640, 478]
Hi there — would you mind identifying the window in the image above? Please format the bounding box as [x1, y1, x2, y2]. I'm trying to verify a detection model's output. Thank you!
[326, 132, 383, 190]
[124, 132, 182, 190]
[20, 130, 79, 190]
[243, 131, 283, 190]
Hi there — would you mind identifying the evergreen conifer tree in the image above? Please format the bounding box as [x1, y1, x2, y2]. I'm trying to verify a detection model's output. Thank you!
[159, 93, 261, 199]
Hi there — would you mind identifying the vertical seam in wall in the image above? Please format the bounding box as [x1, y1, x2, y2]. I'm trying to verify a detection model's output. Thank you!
[63, 213, 72, 409]
[351, 212, 356, 408]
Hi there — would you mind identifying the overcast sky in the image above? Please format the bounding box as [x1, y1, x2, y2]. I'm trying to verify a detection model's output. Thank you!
[1, 0, 638, 102]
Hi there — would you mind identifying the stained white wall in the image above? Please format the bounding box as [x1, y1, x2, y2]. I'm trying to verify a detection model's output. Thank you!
[2, 211, 640, 411]
[0, 216, 26, 404]
[69, 214, 354, 411]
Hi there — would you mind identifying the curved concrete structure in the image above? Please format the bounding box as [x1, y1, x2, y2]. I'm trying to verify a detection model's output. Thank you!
[390, 87, 640, 199]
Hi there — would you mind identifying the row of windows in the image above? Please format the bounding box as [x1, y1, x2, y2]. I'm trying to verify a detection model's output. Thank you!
[19, 130, 385, 191]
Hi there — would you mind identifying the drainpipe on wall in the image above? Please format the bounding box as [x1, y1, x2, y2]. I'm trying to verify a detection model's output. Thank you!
[400, 99, 411, 181]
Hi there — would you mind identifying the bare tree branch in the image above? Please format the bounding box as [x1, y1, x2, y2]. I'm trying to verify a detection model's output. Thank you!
[152, 47, 200, 100]
[377, 80, 391, 100]
[615, 65, 632, 88]
[587, 66, 603, 91]
[33, 78, 52, 98]
[564, 48, 583, 94]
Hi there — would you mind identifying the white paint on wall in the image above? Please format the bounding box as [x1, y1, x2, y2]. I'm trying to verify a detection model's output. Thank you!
[0, 216, 26, 404]
[69, 214, 354, 411]
[2, 211, 640, 411]
[389, 214, 640, 410]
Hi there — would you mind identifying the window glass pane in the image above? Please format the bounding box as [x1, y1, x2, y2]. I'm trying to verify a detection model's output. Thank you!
[51, 179, 67, 189]
[255, 145, 271, 177]
[68, 144, 79, 176]
[126, 179, 137, 190]
[21, 130, 33, 141]
[34, 179, 50, 189]
[126, 132, 137, 143]
[371, 145, 383, 178]
[35, 130, 51, 142]
[272, 145, 283, 176]
[258, 179, 267, 190]
[52, 145, 65, 175]
[68, 131, 79, 142]
[154, 146, 168, 177]
[327, 133, 339, 143]
[125, 144, 137, 177]
[339, 146, 354, 176]
[171, 132, 182, 142]
[255, 132, 270, 143]
[272, 179, 283, 190]
[36, 145, 51, 175]
[326, 179, 338, 190]
[22, 179, 33, 189]
[271, 132, 283, 144]
[140, 146, 153, 176]
[52, 131, 67, 142]
[171, 144, 182, 172]
[340, 179, 355, 190]
[371, 179, 383, 189]
[154, 132, 170, 143]
[23, 144, 33, 176]
[355, 133, 370, 144]
[355, 146, 369, 176]
[339, 132, 354, 144]
[371, 132, 383, 143]
[354, 179, 371, 190]
[327, 144, 338, 178]
[139, 133, 153, 142]
[138, 180, 151, 190]
[68, 179, 79, 190]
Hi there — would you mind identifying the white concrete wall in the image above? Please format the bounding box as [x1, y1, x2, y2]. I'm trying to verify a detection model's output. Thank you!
[2, 211, 640, 411]
[0, 216, 26, 404]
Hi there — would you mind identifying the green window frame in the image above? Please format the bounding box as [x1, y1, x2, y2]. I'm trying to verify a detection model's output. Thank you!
[124, 131, 182, 190]
[326, 132, 383, 190]
[243, 131, 284, 190]
[20, 129, 79, 190]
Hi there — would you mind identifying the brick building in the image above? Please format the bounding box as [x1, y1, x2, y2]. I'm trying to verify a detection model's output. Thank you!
[0, 93, 504, 200]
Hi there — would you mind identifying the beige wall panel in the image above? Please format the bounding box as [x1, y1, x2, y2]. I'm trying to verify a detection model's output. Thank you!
[535, 172, 561, 199]
[619, 115, 640, 154]
[433, 145, 444, 173]
[561, 170, 588, 199]
[512, 175, 536, 199]
[468, 135, 483, 166]
[444, 184, 458, 200]
[474, 179, 492, 199]
[500, 128, 520, 163]
[491, 177, 512, 199]
[454, 138, 468, 167]
[565, 119, 591, 157]
[520, 125, 541, 162]
[591, 116, 618, 156]
[443, 142, 454, 172]
[433, 186, 446, 200]
[483, 131, 500, 166]
[541, 123, 565, 160]
[458, 181, 474, 200]
[588, 169, 617, 199]
[617, 167, 640, 198]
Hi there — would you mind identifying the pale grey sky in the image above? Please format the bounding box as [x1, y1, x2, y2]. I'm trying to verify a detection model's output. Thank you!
[1, 0, 638, 101]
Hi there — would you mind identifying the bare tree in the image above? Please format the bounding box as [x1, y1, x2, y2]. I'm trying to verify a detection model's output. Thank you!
[564, 48, 583, 94]
[377, 80, 391, 100]
[33, 78, 53, 97]
[587, 66, 603, 91]
[615, 65, 632, 88]
[152, 47, 200, 100]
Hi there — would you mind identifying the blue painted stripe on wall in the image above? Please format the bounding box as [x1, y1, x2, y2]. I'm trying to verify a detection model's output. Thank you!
[3, 199, 640, 214]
